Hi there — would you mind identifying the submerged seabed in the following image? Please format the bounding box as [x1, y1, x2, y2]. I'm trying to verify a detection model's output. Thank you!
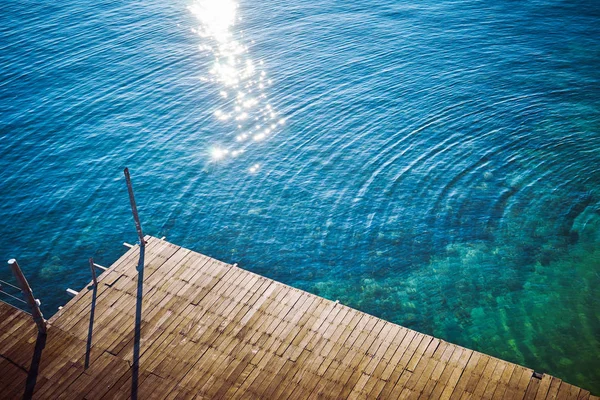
[1, 0, 599, 394]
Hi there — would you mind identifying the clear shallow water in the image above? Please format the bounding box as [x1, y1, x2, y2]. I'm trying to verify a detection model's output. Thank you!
[1, 0, 599, 393]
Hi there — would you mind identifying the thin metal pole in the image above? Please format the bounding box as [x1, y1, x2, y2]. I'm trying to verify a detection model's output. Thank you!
[89, 257, 97, 287]
[124, 167, 146, 247]
[8, 259, 46, 334]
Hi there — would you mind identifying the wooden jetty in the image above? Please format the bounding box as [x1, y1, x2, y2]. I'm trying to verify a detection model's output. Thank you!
[0, 236, 597, 399]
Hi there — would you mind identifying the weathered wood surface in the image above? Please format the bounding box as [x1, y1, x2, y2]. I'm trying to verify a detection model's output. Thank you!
[0, 236, 596, 399]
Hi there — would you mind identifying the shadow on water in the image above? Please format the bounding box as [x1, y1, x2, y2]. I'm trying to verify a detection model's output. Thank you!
[84, 280, 98, 369]
[23, 331, 46, 400]
[131, 245, 145, 400]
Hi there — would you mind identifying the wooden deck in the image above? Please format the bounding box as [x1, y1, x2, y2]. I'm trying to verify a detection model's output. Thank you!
[0, 236, 596, 399]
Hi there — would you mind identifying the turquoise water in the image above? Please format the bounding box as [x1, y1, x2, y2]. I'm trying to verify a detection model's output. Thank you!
[1, 0, 599, 393]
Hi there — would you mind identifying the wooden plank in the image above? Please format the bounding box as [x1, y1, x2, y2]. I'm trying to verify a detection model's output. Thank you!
[262, 302, 343, 400]
[377, 332, 430, 398]
[386, 337, 439, 398]
[188, 277, 273, 355]
[502, 365, 530, 399]
[347, 322, 399, 396]
[188, 285, 297, 396]
[315, 316, 385, 399]
[0, 239, 595, 400]
[546, 377, 564, 400]
[427, 346, 470, 399]
[535, 374, 552, 400]
[313, 311, 365, 376]
[271, 304, 348, 393]
[246, 301, 333, 399]
[415, 344, 459, 400]
[175, 276, 271, 394]
[524, 376, 542, 400]
[274, 294, 322, 358]
[288, 300, 338, 361]
[56, 350, 121, 399]
[177, 282, 286, 380]
[438, 348, 474, 400]
[447, 351, 483, 400]
[359, 326, 411, 397]
[332, 319, 389, 399]
[471, 356, 500, 398]
[489, 361, 517, 399]
[577, 390, 591, 400]
[402, 339, 447, 396]
[556, 382, 582, 400]
[513, 368, 535, 399]
[145, 249, 195, 288]
[0, 305, 25, 332]
[463, 353, 491, 394]
[0, 312, 35, 353]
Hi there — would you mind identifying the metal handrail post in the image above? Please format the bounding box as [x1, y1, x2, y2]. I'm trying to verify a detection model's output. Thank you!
[8, 259, 47, 334]
[124, 167, 146, 247]
[89, 257, 98, 287]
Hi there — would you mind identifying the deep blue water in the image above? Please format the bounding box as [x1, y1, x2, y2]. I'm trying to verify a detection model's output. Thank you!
[1, 0, 599, 393]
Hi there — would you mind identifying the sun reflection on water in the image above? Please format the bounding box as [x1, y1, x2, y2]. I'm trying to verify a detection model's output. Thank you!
[188, 0, 284, 165]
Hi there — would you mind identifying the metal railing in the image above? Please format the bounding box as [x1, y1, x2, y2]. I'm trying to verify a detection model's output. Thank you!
[1, 168, 146, 336]
[1, 259, 47, 334]
[124, 167, 145, 247]
[0, 277, 29, 305]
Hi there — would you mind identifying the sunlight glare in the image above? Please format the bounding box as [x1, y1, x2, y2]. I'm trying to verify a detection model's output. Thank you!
[189, 0, 286, 166]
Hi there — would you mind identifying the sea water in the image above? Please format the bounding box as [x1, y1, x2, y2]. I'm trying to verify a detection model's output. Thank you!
[1, 0, 599, 393]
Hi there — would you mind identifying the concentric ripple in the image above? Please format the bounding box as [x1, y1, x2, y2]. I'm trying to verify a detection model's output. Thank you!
[1, 0, 599, 393]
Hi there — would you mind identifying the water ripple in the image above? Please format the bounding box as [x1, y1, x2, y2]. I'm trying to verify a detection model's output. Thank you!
[1, 0, 599, 393]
